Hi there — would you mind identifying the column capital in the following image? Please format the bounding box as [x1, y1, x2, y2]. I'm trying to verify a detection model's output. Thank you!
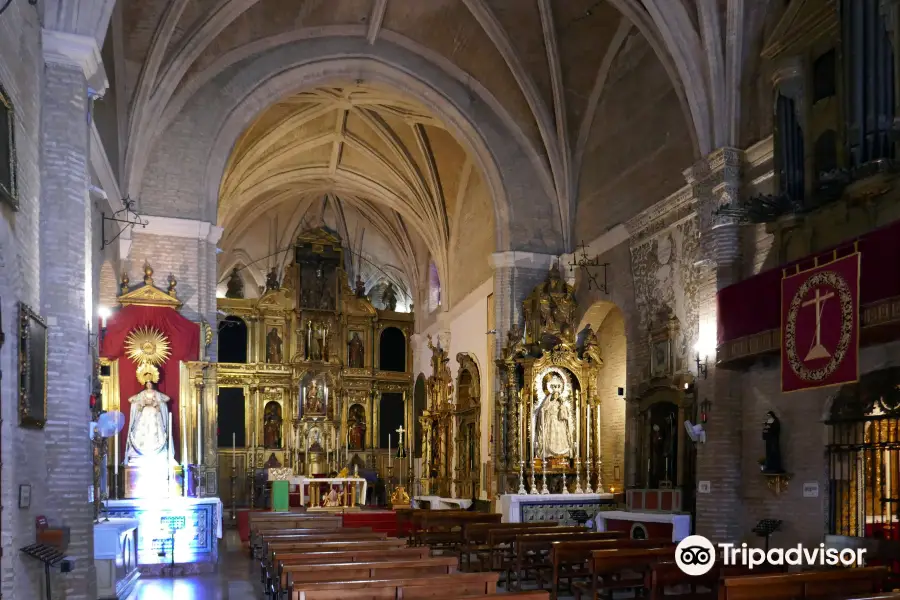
[490, 251, 556, 271]
[42, 29, 108, 94]
[141, 215, 224, 244]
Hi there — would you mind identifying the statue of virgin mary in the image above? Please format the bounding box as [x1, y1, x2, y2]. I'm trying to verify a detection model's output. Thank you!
[535, 373, 574, 458]
[124, 362, 173, 465]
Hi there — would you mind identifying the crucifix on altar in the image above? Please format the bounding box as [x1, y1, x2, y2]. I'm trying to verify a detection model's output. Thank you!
[802, 287, 835, 361]
[396, 425, 407, 458]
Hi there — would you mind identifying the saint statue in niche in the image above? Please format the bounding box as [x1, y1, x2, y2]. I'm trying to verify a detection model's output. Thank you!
[535, 373, 574, 459]
[306, 380, 324, 414]
[348, 331, 365, 368]
[382, 282, 398, 311]
[307, 321, 322, 361]
[263, 401, 282, 449]
[349, 404, 366, 451]
[266, 327, 282, 363]
[124, 362, 173, 465]
[762, 411, 784, 473]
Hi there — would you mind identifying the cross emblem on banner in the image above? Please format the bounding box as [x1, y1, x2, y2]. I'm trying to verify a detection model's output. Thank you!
[801, 287, 835, 361]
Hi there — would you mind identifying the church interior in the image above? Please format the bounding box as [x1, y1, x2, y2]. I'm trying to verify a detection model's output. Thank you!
[3, 0, 900, 598]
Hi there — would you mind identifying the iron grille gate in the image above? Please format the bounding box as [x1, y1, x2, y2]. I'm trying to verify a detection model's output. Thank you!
[827, 414, 900, 539]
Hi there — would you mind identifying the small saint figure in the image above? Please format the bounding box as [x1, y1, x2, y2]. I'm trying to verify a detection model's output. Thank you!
[348, 331, 365, 368]
[225, 267, 244, 299]
[263, 401, 282, 449]
[382, 281, 398, 311]
[762, 411, 784, 474]
[581, 323, 602, 365]
[264, 453, 281, 469]
[355, 275, 366, 297]
[349, 404, 366, 451]
[265, 267, 280, 292]
[306, 380, 324, 414]
[266, 327, 282, 363]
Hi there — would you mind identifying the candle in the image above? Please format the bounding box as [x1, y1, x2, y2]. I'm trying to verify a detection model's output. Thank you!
[388, 434, 392, 467]
[169, 413, 173, 460]
[114, 426, 119, 476]
[198, 401, 202, 465]
[233, 432, 236, 455]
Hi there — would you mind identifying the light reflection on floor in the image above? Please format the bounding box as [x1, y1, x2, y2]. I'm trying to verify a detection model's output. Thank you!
[125, 530, 261, 600]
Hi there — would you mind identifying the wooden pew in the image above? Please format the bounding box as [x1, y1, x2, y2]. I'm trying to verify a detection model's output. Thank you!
[260, 530, 386, 564]
[286, 556, 458, 589]
[552, 539, 673, 600]
[648, 559, 785, 600]
[571, 546, 676, 600]
[288, 571, 500, 599]
[487, 526, 590, 577]
[416, 512, 502, 552]
[270, 547, 432, 597]
[511, 531, 622, 591]
[457, 594, 550, 599]
[250, 515, 343, 555]
[718, 567, 889, 600]
[458, 521, 561, 571]
[261, 538, 406, 589]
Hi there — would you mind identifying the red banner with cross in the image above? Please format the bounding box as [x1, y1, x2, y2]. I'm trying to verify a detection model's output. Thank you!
[781, 252, 860, 392]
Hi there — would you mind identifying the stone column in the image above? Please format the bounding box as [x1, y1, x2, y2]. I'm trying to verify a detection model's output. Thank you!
[40, 29, 107, 600]
[689, 147, 745, 543]
[489, 251, 555, 493]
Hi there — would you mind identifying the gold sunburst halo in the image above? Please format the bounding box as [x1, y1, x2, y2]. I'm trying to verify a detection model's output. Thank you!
[125, 326, 171, 366]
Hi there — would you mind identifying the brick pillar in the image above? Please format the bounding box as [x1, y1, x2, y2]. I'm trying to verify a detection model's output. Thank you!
[689, 147, 745, 543]
[489, 251, 555, 493]
[40, 29, 107, 600]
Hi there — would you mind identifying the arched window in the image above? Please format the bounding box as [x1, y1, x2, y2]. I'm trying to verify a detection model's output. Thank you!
[218, 316, 248, 363]
[379, 327, 406, 372]
[428, 261, 441, 313]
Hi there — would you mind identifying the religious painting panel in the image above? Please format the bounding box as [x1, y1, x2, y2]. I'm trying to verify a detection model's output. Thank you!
[217, 316, 248, 363]
[216, 387, 246, 447]
[347, 329, 365, 368]
[263, 399, 283, 449]
[781, 252, 860, 392]
[379, 327, 406, 372]
[18, 302, 47, 428]
[348, 403, 366, 451]
[298, 371, 334, 419]
[265, 324, 284, 364]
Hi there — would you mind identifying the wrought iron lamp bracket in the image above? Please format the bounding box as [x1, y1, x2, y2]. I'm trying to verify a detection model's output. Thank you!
[101, 196, 149, 251]
[568, 241, 610, 293]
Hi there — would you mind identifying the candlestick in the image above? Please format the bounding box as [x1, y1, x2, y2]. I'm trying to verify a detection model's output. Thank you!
[574, 458, 584, 493]
[517, 461, 527, 494]
[540, 457, 549, 495]
[529, 457, 538, 495]
[198, 399, 202, 467]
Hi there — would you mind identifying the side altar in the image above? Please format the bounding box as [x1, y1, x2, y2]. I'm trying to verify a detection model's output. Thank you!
[98, 264, 222, 576]
[493, 265, 615, 522]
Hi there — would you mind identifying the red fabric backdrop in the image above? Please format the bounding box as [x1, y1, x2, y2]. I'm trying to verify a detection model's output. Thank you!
[100, 304, 200, 461]
[780, 253, 860, 392]
[717, 218, 900, 344]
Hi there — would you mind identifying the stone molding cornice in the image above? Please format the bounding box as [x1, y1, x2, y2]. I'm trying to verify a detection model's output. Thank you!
[490, 251, 556, 270]
[625, 185, 695, 245]
[139, 216, 224, 244]
[42, 29, 108, 93]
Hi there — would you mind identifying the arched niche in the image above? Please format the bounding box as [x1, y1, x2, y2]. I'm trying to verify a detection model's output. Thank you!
[414, 374, 426, 457]
[455, 353, 481, 499]
[634, 383, 696, 495]
[218, 316, 248, 363]
[263, 400, 283, 449]
[379, 392, 404, 449]
[379, 327, 406, 372]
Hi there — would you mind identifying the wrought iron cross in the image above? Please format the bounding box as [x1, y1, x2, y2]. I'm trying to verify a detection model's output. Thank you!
[567, 241, 610, 293]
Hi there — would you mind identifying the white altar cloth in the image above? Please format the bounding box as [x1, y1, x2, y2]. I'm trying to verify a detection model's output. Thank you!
[94, 518, 139, 559]
[595, 510, 692, 542]
[94, 518, 140, 599]
[500, 493, 614, 523]
[413, 496, 473, 510]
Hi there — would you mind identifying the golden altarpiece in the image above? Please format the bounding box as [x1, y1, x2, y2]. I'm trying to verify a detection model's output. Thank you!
[214, 228, 413, 505]
[494, 265, 604, 494]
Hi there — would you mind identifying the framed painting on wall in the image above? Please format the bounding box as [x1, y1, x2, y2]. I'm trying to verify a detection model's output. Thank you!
[18, 303, 47, 428]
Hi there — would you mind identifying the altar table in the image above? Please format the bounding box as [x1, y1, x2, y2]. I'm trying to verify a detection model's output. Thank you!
[288, 476, 367, 510]
[94, 518, 140, 599]
[595, 510, 691, 542]
[106, 496, 223, 576]
[499, 493, 615, 524]
[413, 496, 473, 510]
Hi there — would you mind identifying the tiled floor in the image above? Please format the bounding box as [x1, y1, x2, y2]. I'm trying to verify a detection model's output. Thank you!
[125, 530, 262, 600]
